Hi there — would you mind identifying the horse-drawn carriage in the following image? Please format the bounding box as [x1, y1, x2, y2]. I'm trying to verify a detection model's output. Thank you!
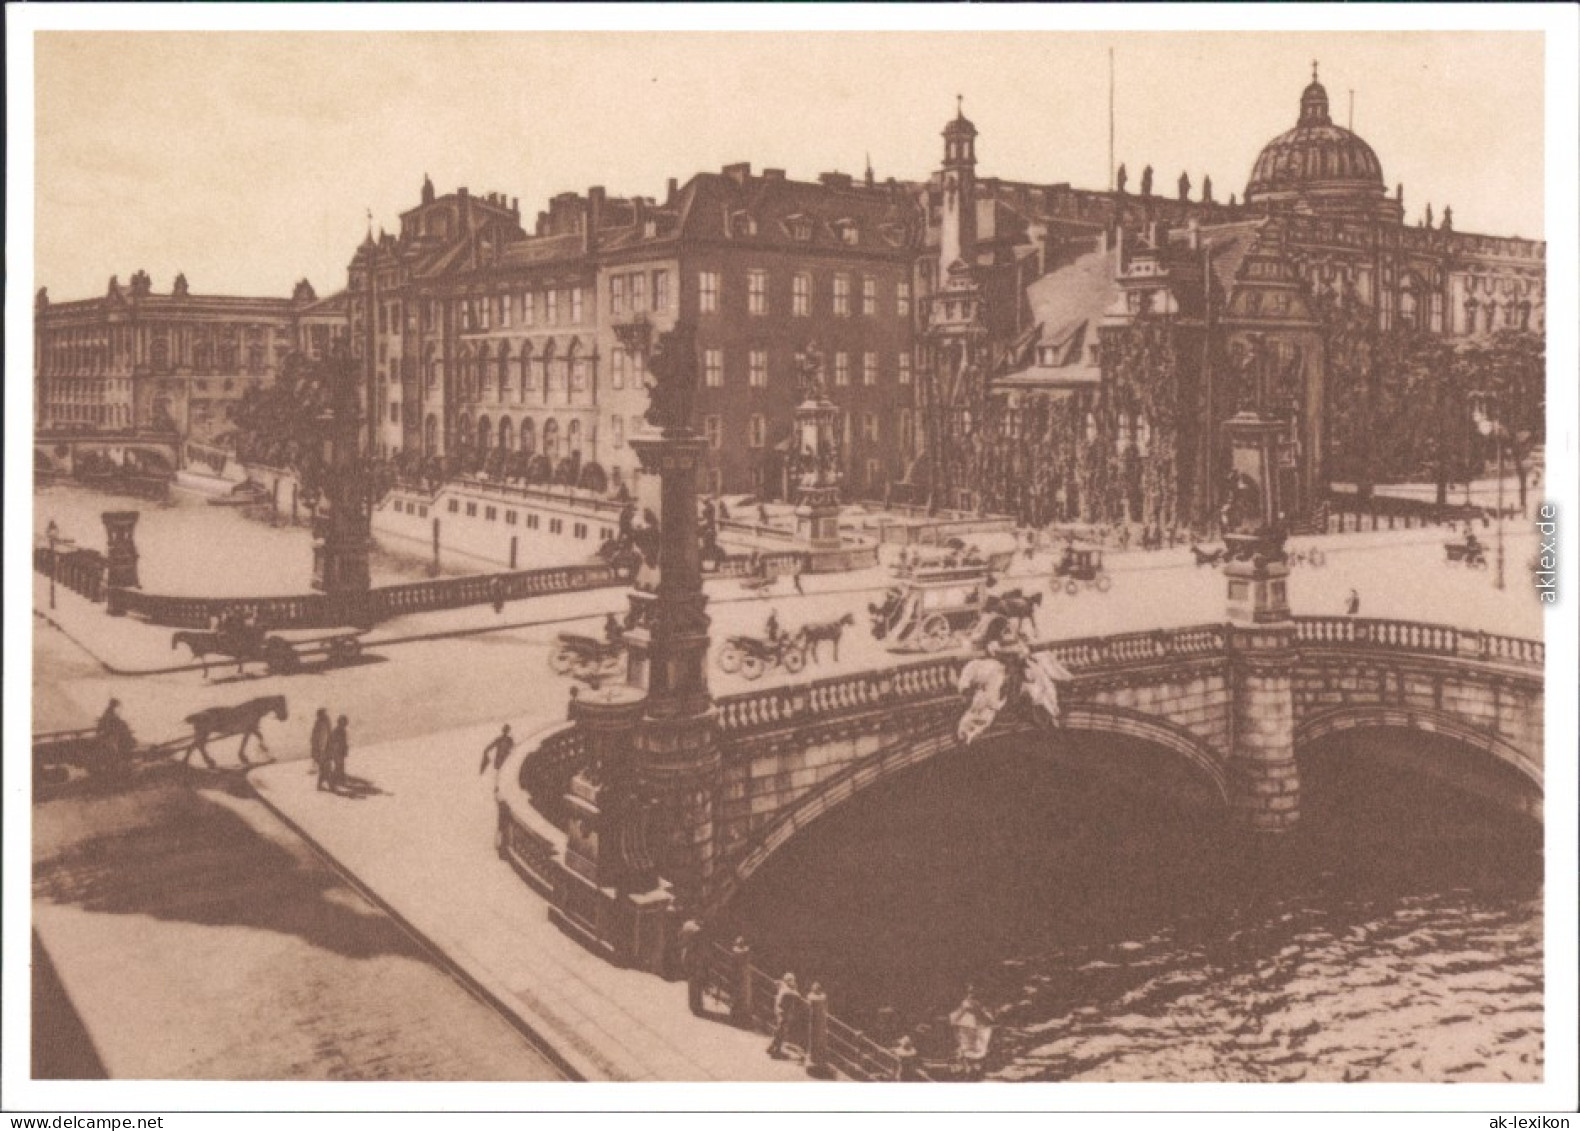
[173, 623, 365, 677]
[549, 632, 626, 680]
[870, 562, 993, 653]
[1444, 536, 1489, 568]
[1051, 545, 1112, 594]
[717, 631, 806, 680]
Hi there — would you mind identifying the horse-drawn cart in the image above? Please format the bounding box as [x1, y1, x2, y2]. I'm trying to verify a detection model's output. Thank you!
[869, 562, 991, 653]
[1444, 538, 1489, 568]
[1051, 546, 1112, 594]
[172, 625, 365, 677]
[549, 632, 626, 680]
[716, 632, 806, 680]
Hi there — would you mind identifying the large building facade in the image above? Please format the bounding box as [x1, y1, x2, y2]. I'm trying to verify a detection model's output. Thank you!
[913, 70, 1545, 527]
[34, 271, 347, 444]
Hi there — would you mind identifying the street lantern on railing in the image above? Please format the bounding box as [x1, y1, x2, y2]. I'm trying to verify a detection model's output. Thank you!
[1471, 390, 1506, 591]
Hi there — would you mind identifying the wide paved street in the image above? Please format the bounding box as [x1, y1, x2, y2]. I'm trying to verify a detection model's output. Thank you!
[33, 629, 564, 1081]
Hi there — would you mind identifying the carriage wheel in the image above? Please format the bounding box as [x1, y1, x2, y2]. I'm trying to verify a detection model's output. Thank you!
[1471, 556, 1488, 570]
[741, 654, 765, 681]
[1065, 579, 1080, 596]
[265, 638, 300, 675]
[919, 615, 952, 652]
[550, 649, 575, 675]
[1095, 573, 1113, 593]
[717, 644, 742, 674]
[783, 648, 806, 674]
[1047, 578, 1062, 596]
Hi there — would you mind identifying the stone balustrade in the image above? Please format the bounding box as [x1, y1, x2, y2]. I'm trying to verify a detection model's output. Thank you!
[34, 545, 108, 603]
[1295, 616, 1543, 669]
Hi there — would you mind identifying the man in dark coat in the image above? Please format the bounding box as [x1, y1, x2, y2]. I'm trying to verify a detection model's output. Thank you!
[309, 708, 331, 778]
[324, 715, 350, 790]
[479, 724, 514, 775]
[677, 915, 708, 1016]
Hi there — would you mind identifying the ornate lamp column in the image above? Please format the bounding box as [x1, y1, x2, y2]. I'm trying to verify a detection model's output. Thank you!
[102, 511, 141, 590]
[627, 322, 721, 911]
[792, 344, 844, 555]
[1220, 338, 1299, 833]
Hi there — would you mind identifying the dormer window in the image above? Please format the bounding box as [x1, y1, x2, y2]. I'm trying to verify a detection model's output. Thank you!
[643, 219, 658, 239]
[731, 211, 757, 238]
[1038, 346, 1057, 367]
[834, 219, 859, 246]
[786, 215, 813, 242]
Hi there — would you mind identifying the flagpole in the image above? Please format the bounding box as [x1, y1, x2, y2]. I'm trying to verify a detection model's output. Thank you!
[1108, 47, 1116, 191]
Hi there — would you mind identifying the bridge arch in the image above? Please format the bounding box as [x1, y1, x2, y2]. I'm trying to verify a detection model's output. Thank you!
[1296, 704, 1542, 791]
[711, 706, 1230, 913]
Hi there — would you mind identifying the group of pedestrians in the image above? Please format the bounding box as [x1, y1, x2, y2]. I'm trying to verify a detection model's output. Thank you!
[308, 707, 351, 791]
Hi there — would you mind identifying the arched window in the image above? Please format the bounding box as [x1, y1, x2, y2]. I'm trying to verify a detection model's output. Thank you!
[567, 418, 583, 456]
[1399, 274, 1423, 330]
[478, 415, 492, 451]
[458, 412, 473, 446]
[424, 414, 438, 454]
[477, 343, 493, 401]
[518, 342, 533, 401]
[540, 341, 557, 399]
[520, 417, 536, 454]
[425, 344, 440, 391]
[497, 340, 512, 400]
[543, 418, 560, 460]
[499, 416, 514, 451]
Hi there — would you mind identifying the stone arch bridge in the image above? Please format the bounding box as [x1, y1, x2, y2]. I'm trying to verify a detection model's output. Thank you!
[505, 615, 1542, 929]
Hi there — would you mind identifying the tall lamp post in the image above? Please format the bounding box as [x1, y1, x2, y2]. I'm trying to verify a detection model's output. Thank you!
[1471, 391, 1506, 591]
[46, 519, 61, 610]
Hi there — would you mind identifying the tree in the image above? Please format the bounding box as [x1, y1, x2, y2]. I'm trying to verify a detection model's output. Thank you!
[1456, 330, 1544, 512]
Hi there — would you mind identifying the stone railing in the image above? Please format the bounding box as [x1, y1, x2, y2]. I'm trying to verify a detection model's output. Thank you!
[515, 722, 588, 826]
[709, 550, 809, 581]
[34, 545, 108, 603]
[716, 623, 1231, 739]
[111, 560, 630, 629]
[1294, 616, 1543, 670]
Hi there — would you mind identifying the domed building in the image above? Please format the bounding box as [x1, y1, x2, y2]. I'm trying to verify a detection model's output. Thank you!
[1245, 67, 1403, 223]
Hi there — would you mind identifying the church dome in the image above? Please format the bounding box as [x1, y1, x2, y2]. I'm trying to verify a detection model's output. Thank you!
[1245, 69, 1395, 219]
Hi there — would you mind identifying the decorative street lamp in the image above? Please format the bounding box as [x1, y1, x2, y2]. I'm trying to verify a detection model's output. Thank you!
[1471, 391, 1506, 591]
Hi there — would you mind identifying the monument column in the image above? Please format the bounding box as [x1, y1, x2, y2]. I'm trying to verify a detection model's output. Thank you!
[791, 345, 844, 561]
[102, 510, 141, 598]
[1221, 344, 1300, 833]
[309, 347, 372, 605]
[628, 322, 721, 910]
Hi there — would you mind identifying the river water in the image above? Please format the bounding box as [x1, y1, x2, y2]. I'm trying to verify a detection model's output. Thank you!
[724, 736, 1543, 1083]
[33, 481, 481, 596]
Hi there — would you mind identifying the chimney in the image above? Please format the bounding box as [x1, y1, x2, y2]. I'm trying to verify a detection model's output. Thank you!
[512, 196, 519, 215]
[586, 186, 606, 254]
[762, 168, 786, 183]
[634, 195, 648, 234]
[667, 177, 678, 203]
[722, 162, 751, 186]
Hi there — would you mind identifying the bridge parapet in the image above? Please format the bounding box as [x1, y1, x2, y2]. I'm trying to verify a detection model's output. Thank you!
[1295, 616, 1544, 669]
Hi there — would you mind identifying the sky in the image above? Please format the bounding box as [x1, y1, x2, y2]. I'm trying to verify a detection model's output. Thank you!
[34, 30, 1545, 301]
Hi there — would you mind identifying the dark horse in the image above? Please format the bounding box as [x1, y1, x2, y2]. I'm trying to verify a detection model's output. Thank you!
[173, 628, 262, 678]
[797, 612, 856, 664]
[983, 589, 1043, 639]
[181, 695, 288, 767]
[1189, 544, 1226, 568]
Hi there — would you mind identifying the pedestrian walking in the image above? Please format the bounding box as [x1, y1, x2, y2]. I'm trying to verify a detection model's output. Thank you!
[324, 715, 350, 789]
[1345, 589, 1361, 616]
[894, 1035, 920, 1081]
[309, 707, 331, 778]
[792, 562, 805, 596]
[677, 915, 707, 1016]
[767, 972, 800, 1058]
[479, 723, 514, 775]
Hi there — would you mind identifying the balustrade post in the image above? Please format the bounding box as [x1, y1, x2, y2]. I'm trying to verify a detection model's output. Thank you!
[731, 938, 754, 1028]
[805, 982, 831, 1077]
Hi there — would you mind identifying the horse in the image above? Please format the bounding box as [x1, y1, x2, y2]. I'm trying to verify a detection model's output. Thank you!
[1189, 544, 1226, 568]
[983, 590, 1042, 639]
[797, 612, 856, 664]
[172, 630, 255, 679]
[181, 695, 288, 767]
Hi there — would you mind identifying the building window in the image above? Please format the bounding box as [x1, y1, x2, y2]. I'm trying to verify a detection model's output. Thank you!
[793, 273, 811, 317]
[611, 276, 625, 317]
[499, 295, 511, 328]
[546, 290, 559, 324]
[897, 351, 912, 384]
[748, 269, 768, 316]
[612, 350, 627, 390]
[506, 510, 518, 525]
[571, 287, 584, 324]
[749, 414, 766, 448]
[749, 349, 768, 388]
[522, 291, 535, 327]
[833, 274, 850, 316]
[485, 506, 498, 522]
[466, 502, 478, 517]
[704, 348, 723, 388]
[631, 272, 646, 313]
[862, 277, 877, 316]
[897, 280, 912, 317]
[863, 352, 878, 386]
[611, 415, 624, 448]
[448, 499, 460, 514]
[834, 352, 850, 386]
[653, 270, 670, 310]
[863, 413, 879, 443]
[699, 270, 720, 314]
[704, 415, 722, 449]
[480, 299, 491, 331]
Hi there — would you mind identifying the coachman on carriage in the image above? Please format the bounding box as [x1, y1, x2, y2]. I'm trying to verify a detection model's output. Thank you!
[869, 560, 993, 653]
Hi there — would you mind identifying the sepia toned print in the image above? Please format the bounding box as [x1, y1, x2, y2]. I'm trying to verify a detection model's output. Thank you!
[29, 30, 1547, 1087]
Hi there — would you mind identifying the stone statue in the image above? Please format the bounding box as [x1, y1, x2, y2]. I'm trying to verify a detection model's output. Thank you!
[1424, 203, 1434, 230]
[1141, 166, 1153, 197]
[643, 322, 698, 432]
[1221, 469, 1264, 535]
[1202, 175, 1214, 203]
[1441, 205, 1454, 231]
[1116, 164, 1128, 194]
[796, 342, 828, 401]
[1178, 171, 1191, 201]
